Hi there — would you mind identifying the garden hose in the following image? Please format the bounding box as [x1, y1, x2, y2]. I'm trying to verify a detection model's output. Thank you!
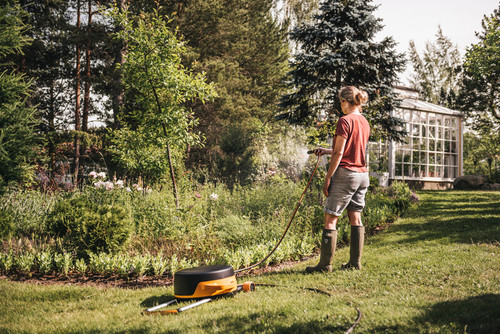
[145, 151, 364, 333]
[234, 152, 321, 274]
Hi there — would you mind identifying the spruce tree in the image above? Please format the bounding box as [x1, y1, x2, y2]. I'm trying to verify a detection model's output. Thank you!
[280, 0, 406, 141]
[0, 1, 40, 189]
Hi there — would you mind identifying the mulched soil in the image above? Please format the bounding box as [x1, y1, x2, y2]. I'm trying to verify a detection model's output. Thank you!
[0, 257, 314, 289]
[1, 223, 393, 289]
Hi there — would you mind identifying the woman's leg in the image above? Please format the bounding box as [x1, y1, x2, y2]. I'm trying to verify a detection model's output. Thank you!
[347, 210, 363, 226]
[305, 213, 339, 273]
[343, 210, 364, 269]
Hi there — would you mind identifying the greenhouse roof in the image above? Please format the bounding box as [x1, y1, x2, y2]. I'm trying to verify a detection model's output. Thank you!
[394, 86, 463, 116]
[400, 98, 463, 116]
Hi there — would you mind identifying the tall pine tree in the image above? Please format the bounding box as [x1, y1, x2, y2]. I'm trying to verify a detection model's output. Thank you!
[161, 0, 290, 184]
[280, 0, 406, 141]
[408, 26, 461, 107]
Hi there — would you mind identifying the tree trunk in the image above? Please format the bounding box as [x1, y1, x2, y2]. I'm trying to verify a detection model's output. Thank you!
[73, 0, 81, 185]
[111, 0, 126, 129]
[82, 0, 92, 132]
[166, 142, 180, 208]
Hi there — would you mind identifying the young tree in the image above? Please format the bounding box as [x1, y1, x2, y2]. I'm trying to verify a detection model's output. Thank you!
[280, 0, 406, 141]
[408, 26, 462, 106]
[458, 5, 500, 132]
[107, 9, 215, 206]
[0, 1, 40, 189]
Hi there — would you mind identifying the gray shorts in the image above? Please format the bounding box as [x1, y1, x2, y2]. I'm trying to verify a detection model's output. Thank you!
[324, 167, 369, 216]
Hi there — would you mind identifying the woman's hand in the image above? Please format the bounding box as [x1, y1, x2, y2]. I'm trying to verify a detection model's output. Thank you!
[312, 147, 327, 156]
[323, 177, 331, 197]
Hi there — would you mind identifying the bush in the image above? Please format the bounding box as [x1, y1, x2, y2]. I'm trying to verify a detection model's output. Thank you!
[0, 208, 14, 240]
[388, 181, 414, 214]
[47, 194, 133, 256]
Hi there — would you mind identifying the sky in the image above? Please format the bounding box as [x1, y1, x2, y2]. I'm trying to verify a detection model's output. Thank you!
[373, 0, 499, 84]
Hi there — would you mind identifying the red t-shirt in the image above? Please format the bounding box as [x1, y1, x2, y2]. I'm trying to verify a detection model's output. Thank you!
[334, 113, 371, 172]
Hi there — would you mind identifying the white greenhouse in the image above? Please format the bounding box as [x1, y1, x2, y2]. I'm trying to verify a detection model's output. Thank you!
[368, 87, 463, 190]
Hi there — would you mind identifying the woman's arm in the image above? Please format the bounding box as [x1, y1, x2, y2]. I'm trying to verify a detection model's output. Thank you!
[323, 135, 347, 197]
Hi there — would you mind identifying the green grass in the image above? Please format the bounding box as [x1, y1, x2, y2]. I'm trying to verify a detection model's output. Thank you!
[1, 191, 499, 333]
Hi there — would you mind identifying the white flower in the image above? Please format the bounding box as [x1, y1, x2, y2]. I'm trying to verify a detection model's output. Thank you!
[89, 171, 97, 178]
[94, 181, 105, 189]
[114, 180, 124, 188]
[97, 172, 107, 179]
[210, 193, 219, 201]
[105, 181, 114, 191]
[146, 188, 152, 193]
[125, 187, 131, 192]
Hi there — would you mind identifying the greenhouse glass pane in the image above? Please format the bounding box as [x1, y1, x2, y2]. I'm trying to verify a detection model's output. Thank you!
[420, 152, 427, 164]
[412, 111, 419, 123]
[412, 137, 420, 147]
[412, 164, 419, 177]
[412, 124, 420, 136]
[451, 118, 457, 128]
[429, 139, 436, 151]
[429, 165, 435, 177]
[436, 166, 443, 178]
[420, 111, 428, 124]
[429, 113, 436, 125]
[403, 150, 411, 163]
[445, 117, 450, 127]
[451, 130, 457, 141]
[451, 141, 457, 153]
[444, 166, 449, 178]
[445, 128, 450, 140]
[451, 167, 456, 178]
[404, 164, 411, 177]
[422, 125, 427, 137]
[436, 114, 442, 126]
[437, 127, 443, 139]
[429, 126, 436, 138]
[412, 152, 419, 163]
[437, 140, 443, 151]
[436, 154, 443, 165]
[445, 141, 450, 152]
[395, 163, 402, 176]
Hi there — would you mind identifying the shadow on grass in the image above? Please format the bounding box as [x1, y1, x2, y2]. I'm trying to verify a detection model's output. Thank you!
[199, 311, 348, 334]
[374, 294, 500, 333]
[388, 191, 500, 245]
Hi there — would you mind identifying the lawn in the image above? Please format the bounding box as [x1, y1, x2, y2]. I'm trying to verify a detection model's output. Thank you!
[1, 191, 499, 333]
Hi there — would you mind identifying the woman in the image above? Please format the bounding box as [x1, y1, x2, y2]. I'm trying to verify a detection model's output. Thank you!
[306, 86, 370, 273]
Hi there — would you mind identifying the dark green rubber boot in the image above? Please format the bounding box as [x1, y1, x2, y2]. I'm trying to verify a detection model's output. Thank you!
[306, 229, 337, 273]
[341, 225, 365, 270]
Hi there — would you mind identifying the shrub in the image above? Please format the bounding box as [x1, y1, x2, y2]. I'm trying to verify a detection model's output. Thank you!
[15, 253, 35, 276]
[0, 190, 57, 237]
[54, 253, 72, 276]
[0, 251, 14, 274]
[47, 194, 133, 256]
[36, 250, 53, 275]
[0, 208, 14, 240]
[388, 181, 413, 214]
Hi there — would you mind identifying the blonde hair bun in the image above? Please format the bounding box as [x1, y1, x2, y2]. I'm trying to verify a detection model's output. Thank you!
[339, 86, 369, 106]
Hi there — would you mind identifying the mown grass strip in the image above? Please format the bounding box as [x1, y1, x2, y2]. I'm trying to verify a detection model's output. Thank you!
[1, 190, 499, 333]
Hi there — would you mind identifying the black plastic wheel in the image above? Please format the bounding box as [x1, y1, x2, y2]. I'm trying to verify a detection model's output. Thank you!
[174, 265, 235, 297]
